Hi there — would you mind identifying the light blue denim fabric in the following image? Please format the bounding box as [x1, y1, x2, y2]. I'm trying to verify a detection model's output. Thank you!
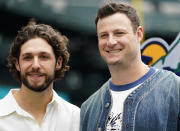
[80, 69, 180, 131]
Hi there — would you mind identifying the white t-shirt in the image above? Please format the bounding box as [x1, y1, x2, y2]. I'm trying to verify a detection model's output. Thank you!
[0, 89, 80, 131]
[106, 67, 156, 131]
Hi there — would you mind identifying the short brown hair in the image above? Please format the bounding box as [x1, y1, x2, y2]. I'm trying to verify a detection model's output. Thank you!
[8, 21, 70, 81]
[95, 2, 140, 33]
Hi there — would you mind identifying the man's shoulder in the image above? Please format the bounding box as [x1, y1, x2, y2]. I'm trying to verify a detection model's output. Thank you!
[0, 90, 16, 116]
[56, 95, 80, 113]
[0, 90, 12, 104]
[157, 68, 180, 81]
[149, 68, 180, 91]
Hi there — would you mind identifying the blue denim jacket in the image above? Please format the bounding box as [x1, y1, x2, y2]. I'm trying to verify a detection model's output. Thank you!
[80, 69, 180, 131]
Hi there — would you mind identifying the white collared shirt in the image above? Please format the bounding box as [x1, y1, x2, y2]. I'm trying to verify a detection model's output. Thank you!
[0, 89, 80, 131]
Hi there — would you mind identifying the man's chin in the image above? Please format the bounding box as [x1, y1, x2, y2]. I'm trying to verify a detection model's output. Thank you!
[23, 81, 49, 92]
[21, 74, 54, 92]
[107, 61, 121, 65]
[27, 85, 48, 92]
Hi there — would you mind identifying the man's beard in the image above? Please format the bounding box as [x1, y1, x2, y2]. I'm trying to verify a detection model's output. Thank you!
[21, 71, 55, 92]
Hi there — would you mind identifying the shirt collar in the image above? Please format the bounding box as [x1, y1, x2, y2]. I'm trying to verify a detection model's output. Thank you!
[48, 90, 61, 105]
[0, 89, 61, 117]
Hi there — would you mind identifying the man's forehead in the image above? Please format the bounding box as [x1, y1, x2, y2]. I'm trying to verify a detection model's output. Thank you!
[20, 38, 53, 55]
[21, 51, 51, 56]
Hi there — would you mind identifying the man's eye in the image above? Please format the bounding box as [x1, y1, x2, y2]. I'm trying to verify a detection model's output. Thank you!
[23, 56, 32, 60]
[115, 32, 123, 35]
[100, 34, 108, 38]
[40, 55, 49, 59]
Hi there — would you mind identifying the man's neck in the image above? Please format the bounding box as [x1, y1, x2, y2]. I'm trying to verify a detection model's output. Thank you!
[109, 62, 149, 85]
[13, 84, 53, 125]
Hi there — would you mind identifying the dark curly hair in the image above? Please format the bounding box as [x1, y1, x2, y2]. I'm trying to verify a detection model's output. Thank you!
[95, 2, 140, 33]
[7, 20, 70, 81]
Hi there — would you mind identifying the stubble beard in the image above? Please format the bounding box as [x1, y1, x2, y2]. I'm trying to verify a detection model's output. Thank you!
[21, 72, 55, 92]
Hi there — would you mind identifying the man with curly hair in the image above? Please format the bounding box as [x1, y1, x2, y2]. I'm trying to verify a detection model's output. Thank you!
[0, 21, 80, 131]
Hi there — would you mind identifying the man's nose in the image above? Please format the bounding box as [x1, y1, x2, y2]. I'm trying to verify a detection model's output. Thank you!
[107, 35, 117, 46]
[32, 57, 40, 69]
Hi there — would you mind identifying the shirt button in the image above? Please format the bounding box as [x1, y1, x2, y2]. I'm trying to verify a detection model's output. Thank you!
[126, 124, 129, 128]
[129, 99, 133, 105]
[105, 103, 110, 108]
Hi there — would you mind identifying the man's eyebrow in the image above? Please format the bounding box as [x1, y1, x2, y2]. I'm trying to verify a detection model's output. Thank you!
[40, 52, 51, 56]
[21, 53, 32, 56]
[22, 51, 51, 55]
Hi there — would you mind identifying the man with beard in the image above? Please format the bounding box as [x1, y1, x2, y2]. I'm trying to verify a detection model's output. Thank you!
[0, 21, 80, 131]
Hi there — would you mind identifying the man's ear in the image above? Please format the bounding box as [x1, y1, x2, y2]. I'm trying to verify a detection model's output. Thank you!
[15, 58, 20, 71]
[136, 26, 143, 42]
[56, 56, 62, 70]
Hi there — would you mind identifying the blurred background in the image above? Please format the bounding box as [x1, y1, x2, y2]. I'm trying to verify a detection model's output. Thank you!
[0, 0, 180, 107]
